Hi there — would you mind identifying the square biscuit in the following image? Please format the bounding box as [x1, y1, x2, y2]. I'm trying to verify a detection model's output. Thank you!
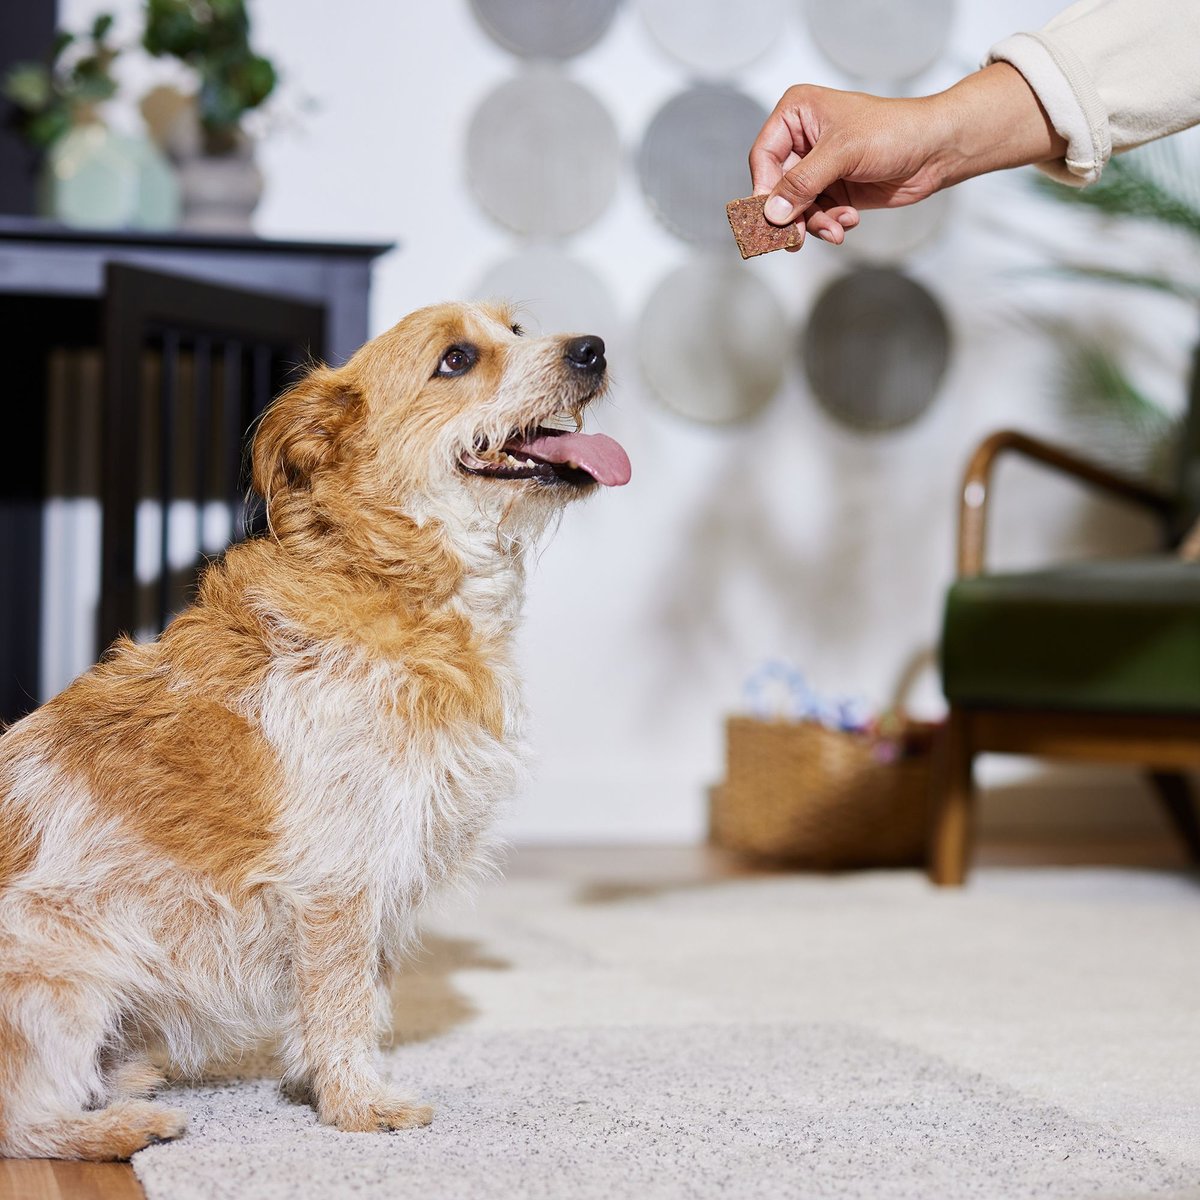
[726, 194, 802, 259]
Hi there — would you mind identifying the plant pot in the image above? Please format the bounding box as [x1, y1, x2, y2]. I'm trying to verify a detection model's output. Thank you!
[175, 142, 263, 233]
[146, 91, 264, 234]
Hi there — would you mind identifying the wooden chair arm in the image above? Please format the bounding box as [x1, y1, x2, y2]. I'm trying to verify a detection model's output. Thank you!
[957, 429, 1174, 577]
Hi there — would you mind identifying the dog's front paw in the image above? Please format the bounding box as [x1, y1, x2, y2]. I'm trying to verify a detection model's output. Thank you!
[368, 1095, 435, 1132]
[96, 1101, 188, 1159]
[322, 1089, 434, 1133]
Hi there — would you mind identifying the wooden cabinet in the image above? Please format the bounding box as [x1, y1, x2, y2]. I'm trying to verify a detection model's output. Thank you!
[0, 218, 392, 722]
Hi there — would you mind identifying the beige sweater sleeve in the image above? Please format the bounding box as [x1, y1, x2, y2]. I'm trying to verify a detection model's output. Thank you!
[986, 0, 1200, 186]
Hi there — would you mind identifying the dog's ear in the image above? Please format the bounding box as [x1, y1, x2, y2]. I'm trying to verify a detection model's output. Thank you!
[251, 366, 362, 502]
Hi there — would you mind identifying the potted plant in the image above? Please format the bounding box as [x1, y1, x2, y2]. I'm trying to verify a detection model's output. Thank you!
[3, 13, 177, 228]
[142, 0, 278, 231]
[5, 14, 120, 149]
[1032, 146, 1200, 487]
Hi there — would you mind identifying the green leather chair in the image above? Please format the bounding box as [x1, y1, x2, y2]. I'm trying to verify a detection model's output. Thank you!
[932, 363, 1200, 885]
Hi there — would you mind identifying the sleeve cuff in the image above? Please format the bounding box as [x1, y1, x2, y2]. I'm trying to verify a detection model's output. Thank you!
[987, 31, 1110, 186]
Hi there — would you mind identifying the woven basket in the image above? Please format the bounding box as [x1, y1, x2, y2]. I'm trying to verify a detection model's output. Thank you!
[711, 716, 940, 868]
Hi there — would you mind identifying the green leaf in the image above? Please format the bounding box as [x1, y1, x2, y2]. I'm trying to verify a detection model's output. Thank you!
[1060, 340, 1161, 421]
[1033, 150, 1200, 241]
[235, 54, 276, 108]
[3, 64, 53, 112]
[72, 71, 119, 104]
[1030, 264, 1200, 304]
[140, 0, 275, 135]
[1055, 337, 1180, 482]
[210, 0, 249, 29]
[27, 107, 71, 148]
[198, 76, 240, 129]
[144, 0, 207, 58]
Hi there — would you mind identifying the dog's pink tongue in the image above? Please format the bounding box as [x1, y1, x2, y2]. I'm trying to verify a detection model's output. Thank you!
[517, 431, 631, 487]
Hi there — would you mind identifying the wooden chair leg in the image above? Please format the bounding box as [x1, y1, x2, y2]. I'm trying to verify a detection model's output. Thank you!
[929, 709, 974, 886]
[1147, 770, 1200, 864]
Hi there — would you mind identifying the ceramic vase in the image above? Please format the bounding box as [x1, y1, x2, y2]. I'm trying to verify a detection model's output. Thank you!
[41, 117, 180, 230]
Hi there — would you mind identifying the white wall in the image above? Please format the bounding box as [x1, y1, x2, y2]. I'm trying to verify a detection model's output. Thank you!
[66, 0, 1200, 842]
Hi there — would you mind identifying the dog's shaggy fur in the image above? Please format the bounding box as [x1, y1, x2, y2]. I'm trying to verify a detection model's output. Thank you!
[0, 302, 625, 1160]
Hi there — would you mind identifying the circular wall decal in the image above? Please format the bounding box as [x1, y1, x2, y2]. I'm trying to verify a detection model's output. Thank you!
[843, 191, 953, 263]
[803, 267, 950, 431]
[638, 259, 788, 423]
[466, 69, 620, 238]
[802, 0, 955, 83]
[637, 85, 768, 247]
[474, 248, 619, 337]
[638, 0, 787, 76]
[469, 0, 620, 59]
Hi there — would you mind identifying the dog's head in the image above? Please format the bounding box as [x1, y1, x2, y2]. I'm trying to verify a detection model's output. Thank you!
[252, 301, 630, 550]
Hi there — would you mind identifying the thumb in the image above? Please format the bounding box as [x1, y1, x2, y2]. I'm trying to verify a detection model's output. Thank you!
[764, 142, 848, 226]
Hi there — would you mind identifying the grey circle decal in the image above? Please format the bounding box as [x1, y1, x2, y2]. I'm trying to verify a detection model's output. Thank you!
[469, 0, 621, 59]
[638, 259, 788, 424]
[803, 267, 950, 431]
[802, 0, 955, 83]
[638, 85, 768, 247]
[475, 248, 619, 337]
[466, 69, 620, 237]
[843, 190, 953, 263]
[638, 0, 788, 76]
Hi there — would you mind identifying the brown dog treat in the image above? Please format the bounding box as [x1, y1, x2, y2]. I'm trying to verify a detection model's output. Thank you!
[725, 195, 802, 259]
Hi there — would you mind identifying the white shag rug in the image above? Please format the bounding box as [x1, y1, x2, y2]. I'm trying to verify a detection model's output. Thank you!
[134, 868, 1200, 1200]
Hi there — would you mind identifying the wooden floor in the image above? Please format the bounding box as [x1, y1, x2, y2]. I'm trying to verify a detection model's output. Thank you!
[0, 833, 1188, 1200]
[0, 1161, 143, 1200]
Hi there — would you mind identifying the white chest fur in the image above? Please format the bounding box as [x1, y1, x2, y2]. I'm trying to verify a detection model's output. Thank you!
[253, 642, 527, 911]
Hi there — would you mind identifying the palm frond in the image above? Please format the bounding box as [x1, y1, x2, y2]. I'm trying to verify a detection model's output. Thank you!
[1054, 337, 1179, 483]
[1032, 144, 1200, 240]
[1026, 264, 1200, 302]
[1059, 340, 1165, 424]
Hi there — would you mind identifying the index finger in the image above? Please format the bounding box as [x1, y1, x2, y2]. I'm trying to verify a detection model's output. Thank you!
[749, 104, 810, 196]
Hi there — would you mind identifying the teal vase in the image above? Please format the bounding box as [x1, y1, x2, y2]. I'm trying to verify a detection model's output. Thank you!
[41, 119, 180, 231]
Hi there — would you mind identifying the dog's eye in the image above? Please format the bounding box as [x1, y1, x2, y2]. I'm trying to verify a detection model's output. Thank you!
[511, 323, 524, 337]
[436, 345, 477, 377]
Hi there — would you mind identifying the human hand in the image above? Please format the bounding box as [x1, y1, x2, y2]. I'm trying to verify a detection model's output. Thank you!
[749, 85, 946, 247]
[750, 65, 1068, 249]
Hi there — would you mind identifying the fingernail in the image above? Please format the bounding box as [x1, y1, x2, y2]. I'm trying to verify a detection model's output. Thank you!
[817, 229, 837, 244]
[764, 196, 793, 225]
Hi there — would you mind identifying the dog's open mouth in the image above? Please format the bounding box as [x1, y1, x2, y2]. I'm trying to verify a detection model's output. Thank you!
[460, 427, 631, 487]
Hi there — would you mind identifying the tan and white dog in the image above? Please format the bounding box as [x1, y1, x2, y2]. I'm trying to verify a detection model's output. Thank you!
[0, 302, 630, 1160]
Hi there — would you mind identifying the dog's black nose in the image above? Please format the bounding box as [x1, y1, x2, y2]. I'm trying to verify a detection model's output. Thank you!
[563, 335, 606, 373]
